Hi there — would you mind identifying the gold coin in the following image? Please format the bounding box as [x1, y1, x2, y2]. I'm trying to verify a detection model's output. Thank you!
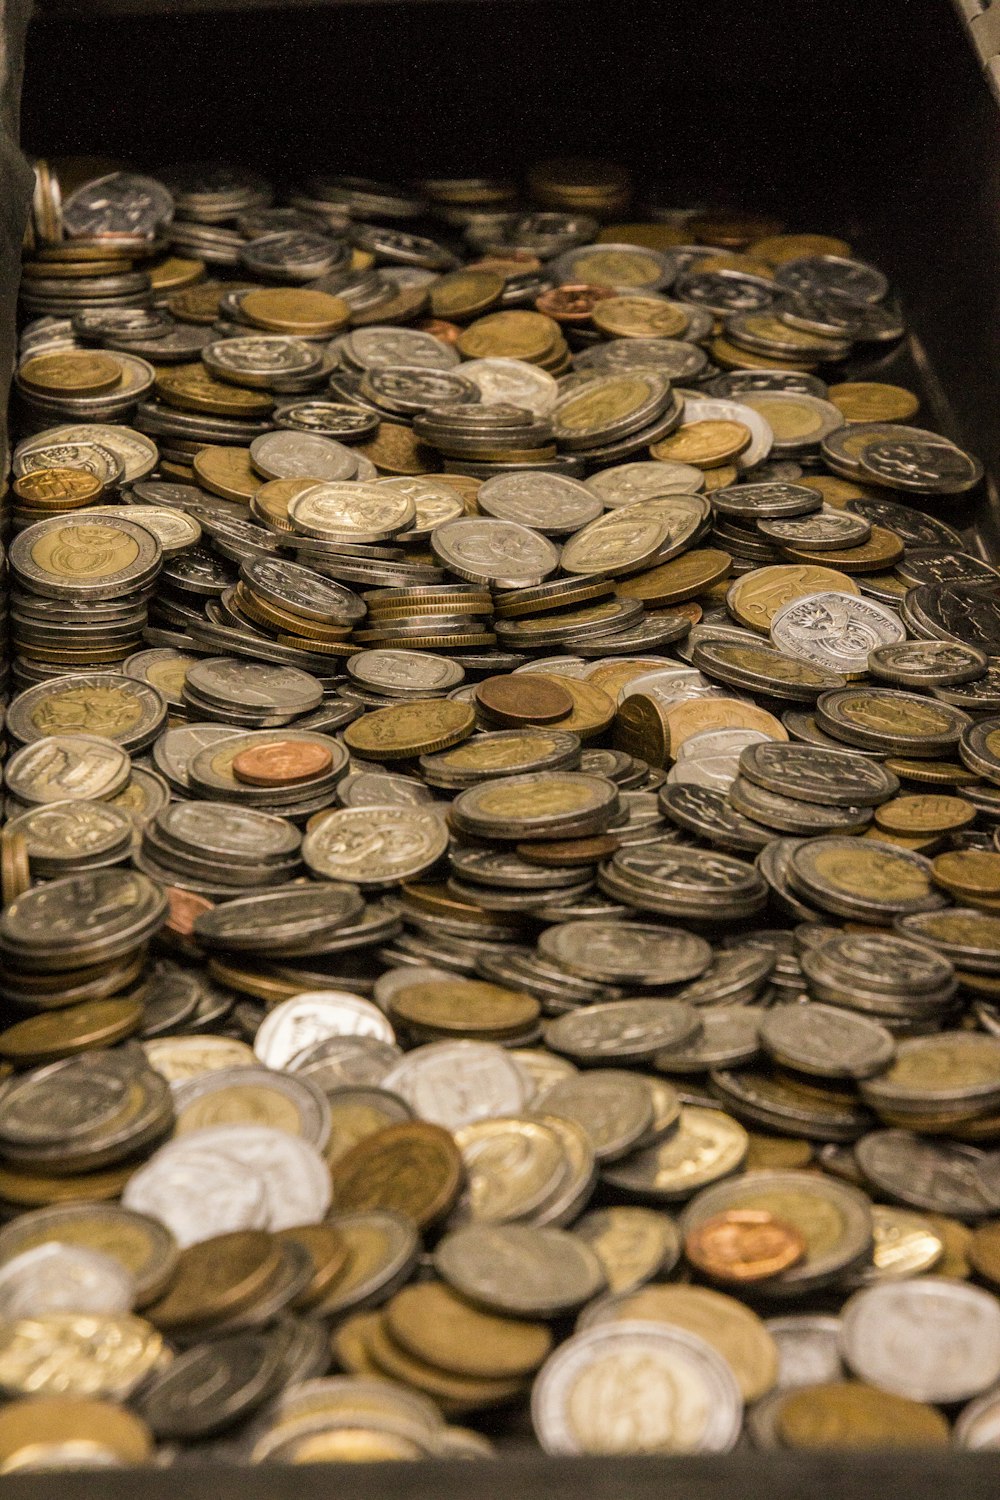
[156, 363, 274, 417]
[798, 474, 881, 508]
[569, 247, 667, 289]
[597, 1283, 778, 1402]
[0, 1397, 152, 1468]
[387, 978, 539, 1038]
[591, 296, 688, 339]
[239, 287, 351, 336]
[430, 270, 505, 320]
[777, 524, 904, 573]
[651, 419, 751, 467]
[776, 1381, 949, 1447]
[456, 309, 559, 362]
[932, 850, 1000, 899]
[0, 1314, 164, 1400]
[597, 223, 688, 250]
[827, 382, 920, 423]
[282, 1428, 427, 1464]
[925, 1214, 973, 1277]
[616, 548, 732, 606]
[692, 251, 775, 279]
[364, 1312, 525, 1409]
[12, 468, 103, 506]
[385, 1281, 551, 1378]
[702, 462, 741, 491]
[587, 658, 664, 699]
[575, 1206, 679, 1294]
[740, 392, 835, 443]
[325, 1091, 413, 1167]
[193, 445, 261, 502]
[143, 1230, 282, 1331]
[867, 1204, 943, 1278]
[875, 794, 976, 837]
[344, 699, 476, 760]
[147, 255, 205, 293]
[613, 691, 672, 766]
[0, 1162, 136, 1209]
[168, 279, 249, 324]
[663, 696, 787, 759]
[174, 1079, 314, 1137]
[329, 1310, 384, 1376]
[709, 335, 817, 373]
[354, 421, 437, 476]
[0, 999, 143, 1064]
[727, 563, 859, 632]
[1, 831, 30, 907]
[142, 1034, 256, 1083]
[19, 350, 122, 397]
[275, 1224, 350, 1310]
[316, 1219, 413, 1318]
[535, 676, 616, 740]
[744, 1133, 814, 1170]
[557, 373, 667, 434]
[749, 232, 853, 264]
[330, 1122, 463, 1230]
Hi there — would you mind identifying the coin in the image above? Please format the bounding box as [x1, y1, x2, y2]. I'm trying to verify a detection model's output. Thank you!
[684, 1210, 806, 1283]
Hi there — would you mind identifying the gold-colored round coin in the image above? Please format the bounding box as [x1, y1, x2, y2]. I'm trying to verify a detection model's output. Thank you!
[693, 251, 776, 279]
[193, 445, 261, 502]
[932, 850, 1000, 899]
[141, 1034, 256, 1084]
[775, 1381, 949, 1448]
[749, 232, 853, 264]
[168, 280, 246, 323]
[387, 978, 540, 1038]
[744, 1133, 814, 1171]
[143, 1229, 282, 1331]
[0, 1397, 153, 1468]
[0, 1314, 164, 1400]
[430, 270, 505, 321]
[596, 1282, 778, 1402]
[364, 1312, 525, 1409]
[798, 474, 881, 508]
[156, 363, 274, 417]
[12, 468, 103, 507]
[867, 1204, 943, 1278]
[777, 523, 904, 573]
[344, 698, 476, 760]
[597, 222, 688, 250]
[662, 696, 788, 759]
[385, 1281, 552, 1379]
[0, 999, 143, 1064]
[727, 563, 859, 632]
[710, 335, 817, 373]
[827, 382, 920, 423]
[535, 676, 616, 740]
[0, 1161, 137, 1209]
[588, 658, 665, 699]
[239, 287, 351, 336]
[456, 309, 559, 362]
[249, 478, 320, 531]
[616, 548, 732, 606]
[651, 419, 752, 467]
[19, 350, 122, 398]
[1, 831, 31, 907]
[330, 1122, 463, 1230]
[147, 255, 205, 292]
[874, 794, 976, 836]
[354, 421, 437, 476]
[613, 691, 672, 766]
[274, 1224, 350, 1309]
[591, 295, 687, 338]
[885, 756, 979, 786]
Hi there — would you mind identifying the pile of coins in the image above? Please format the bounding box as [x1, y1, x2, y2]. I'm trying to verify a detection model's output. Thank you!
[2, 157, 1000, 1470]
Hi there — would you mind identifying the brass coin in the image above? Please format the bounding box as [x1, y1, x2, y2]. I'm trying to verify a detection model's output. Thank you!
[386, 1281, 552, 1379]
[749, 233, 853, 263]
[156, 364, 274, 417]
[387, 978, 540, 1038]
[430, 270, 505, 321]
[364, 1312, 525, 1409]
[1, 832, 31, 907]
[354, 421, 438, 476]
[0, 1162, 137, 1209]
[516, 834, 621, 867]
[776, 1381, 949, 1448]
[142, 1230, 282, 1331]
[591, 296, 688, 339]
[344, 699, 476, 760]
[192, 446, 262, 502]
[456, 310, 559, 363]
[250, 477, 315, 531]
[239, 288, 350, 335]
[475, 673, 575, 727]
[147, 254, 205, 292]
[12, 468, 103, 506]
[827, 382, 920, 423]
[613, 691, 672, 766]
[798, 474, 882, 508]
[0, 999, 143, 1064]
[616, 549, 732, 607]
[874, 794, 976, 836]
[168, 280, 250, 324]
[651, 419, 752, 468]
[0, 1397, 153, 1467]
[727, 563, 859, 632]
[19, 350, 122, 398]
[932, 850, 1000, 900]
[663, 697, 787, 760]
[534, 677, 616, 740]
[274, 1224, 350, 1309]
[710, 335, 817, 373]
[777, 524, 904, 573]
[330, 1122, 463, 1230]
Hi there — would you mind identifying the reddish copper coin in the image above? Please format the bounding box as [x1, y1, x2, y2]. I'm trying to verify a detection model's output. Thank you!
[232, 740, 334, 787]
[418, 318, 462, 347]
[516, 834, 621, 867]
[474, 673, 574, 727]
[535, 283, 616, 323]
[163, 887, 214, 940]
[684, 1209, 807, 1283]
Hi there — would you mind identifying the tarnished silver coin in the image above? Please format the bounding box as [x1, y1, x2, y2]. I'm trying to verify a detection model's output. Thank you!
[302, 806, 448, 887]
[758, 1003, 895, 1080]
[4, 735, 131, 805]
[770, 591, 905, 676]
[841, 1278, 1000, 1404]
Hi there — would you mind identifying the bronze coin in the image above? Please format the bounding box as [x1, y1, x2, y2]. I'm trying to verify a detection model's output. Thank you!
[232, 740, 334, 788]
[475, 673, 575, 727]
[143, 1230, 282, 1331]
[0, 1000, 144, 1064]
[330, 1122, 463, 1230]
[684, 1209, 807, 1283]
[516, 834, 622, 867]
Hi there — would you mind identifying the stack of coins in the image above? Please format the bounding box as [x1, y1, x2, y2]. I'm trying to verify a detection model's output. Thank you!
[6, 158, 1000, 1469]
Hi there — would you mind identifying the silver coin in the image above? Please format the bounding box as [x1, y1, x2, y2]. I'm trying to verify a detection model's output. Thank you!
[431, 517, 560, 589]
[249, 430, 358, 482]
[0, 1243, 135, 1320]
[346, 649, 463, 696]
[302, 806, 448, 887]
[3, 735, 131, 804]
[476, 472, 603, 535]
[382, 1041, 529, 1130]
[435, 1222, 605, 1318]
[758, 1002, 895, 1080]
[841, 1277, 1000, 1404]
[765, 1315, 844, 1389]
[545, 998, 700, 1063]
[62, 172, 174, 237]
[770, 591, 905, 676]
[855, 1131, 1000, 1218]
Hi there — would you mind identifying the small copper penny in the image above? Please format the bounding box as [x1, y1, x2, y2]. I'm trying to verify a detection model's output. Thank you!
[516, 834, 621, 867]
[232, 740, 334, 787]
[684, 1209, 806, 1283]
[163, 886, 214, 940]
[475, 673, 574, 727]
[535, 284, 616, 324]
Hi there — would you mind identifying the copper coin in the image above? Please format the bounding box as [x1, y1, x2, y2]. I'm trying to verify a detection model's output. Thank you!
[516, 834, 622, 867]
[535, 283, 616, 324]
[474, 673, 575, 727]
[231, 740, 334, 788]
[684, 1209, 807, 1282]
[163, 887, 214, 940]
